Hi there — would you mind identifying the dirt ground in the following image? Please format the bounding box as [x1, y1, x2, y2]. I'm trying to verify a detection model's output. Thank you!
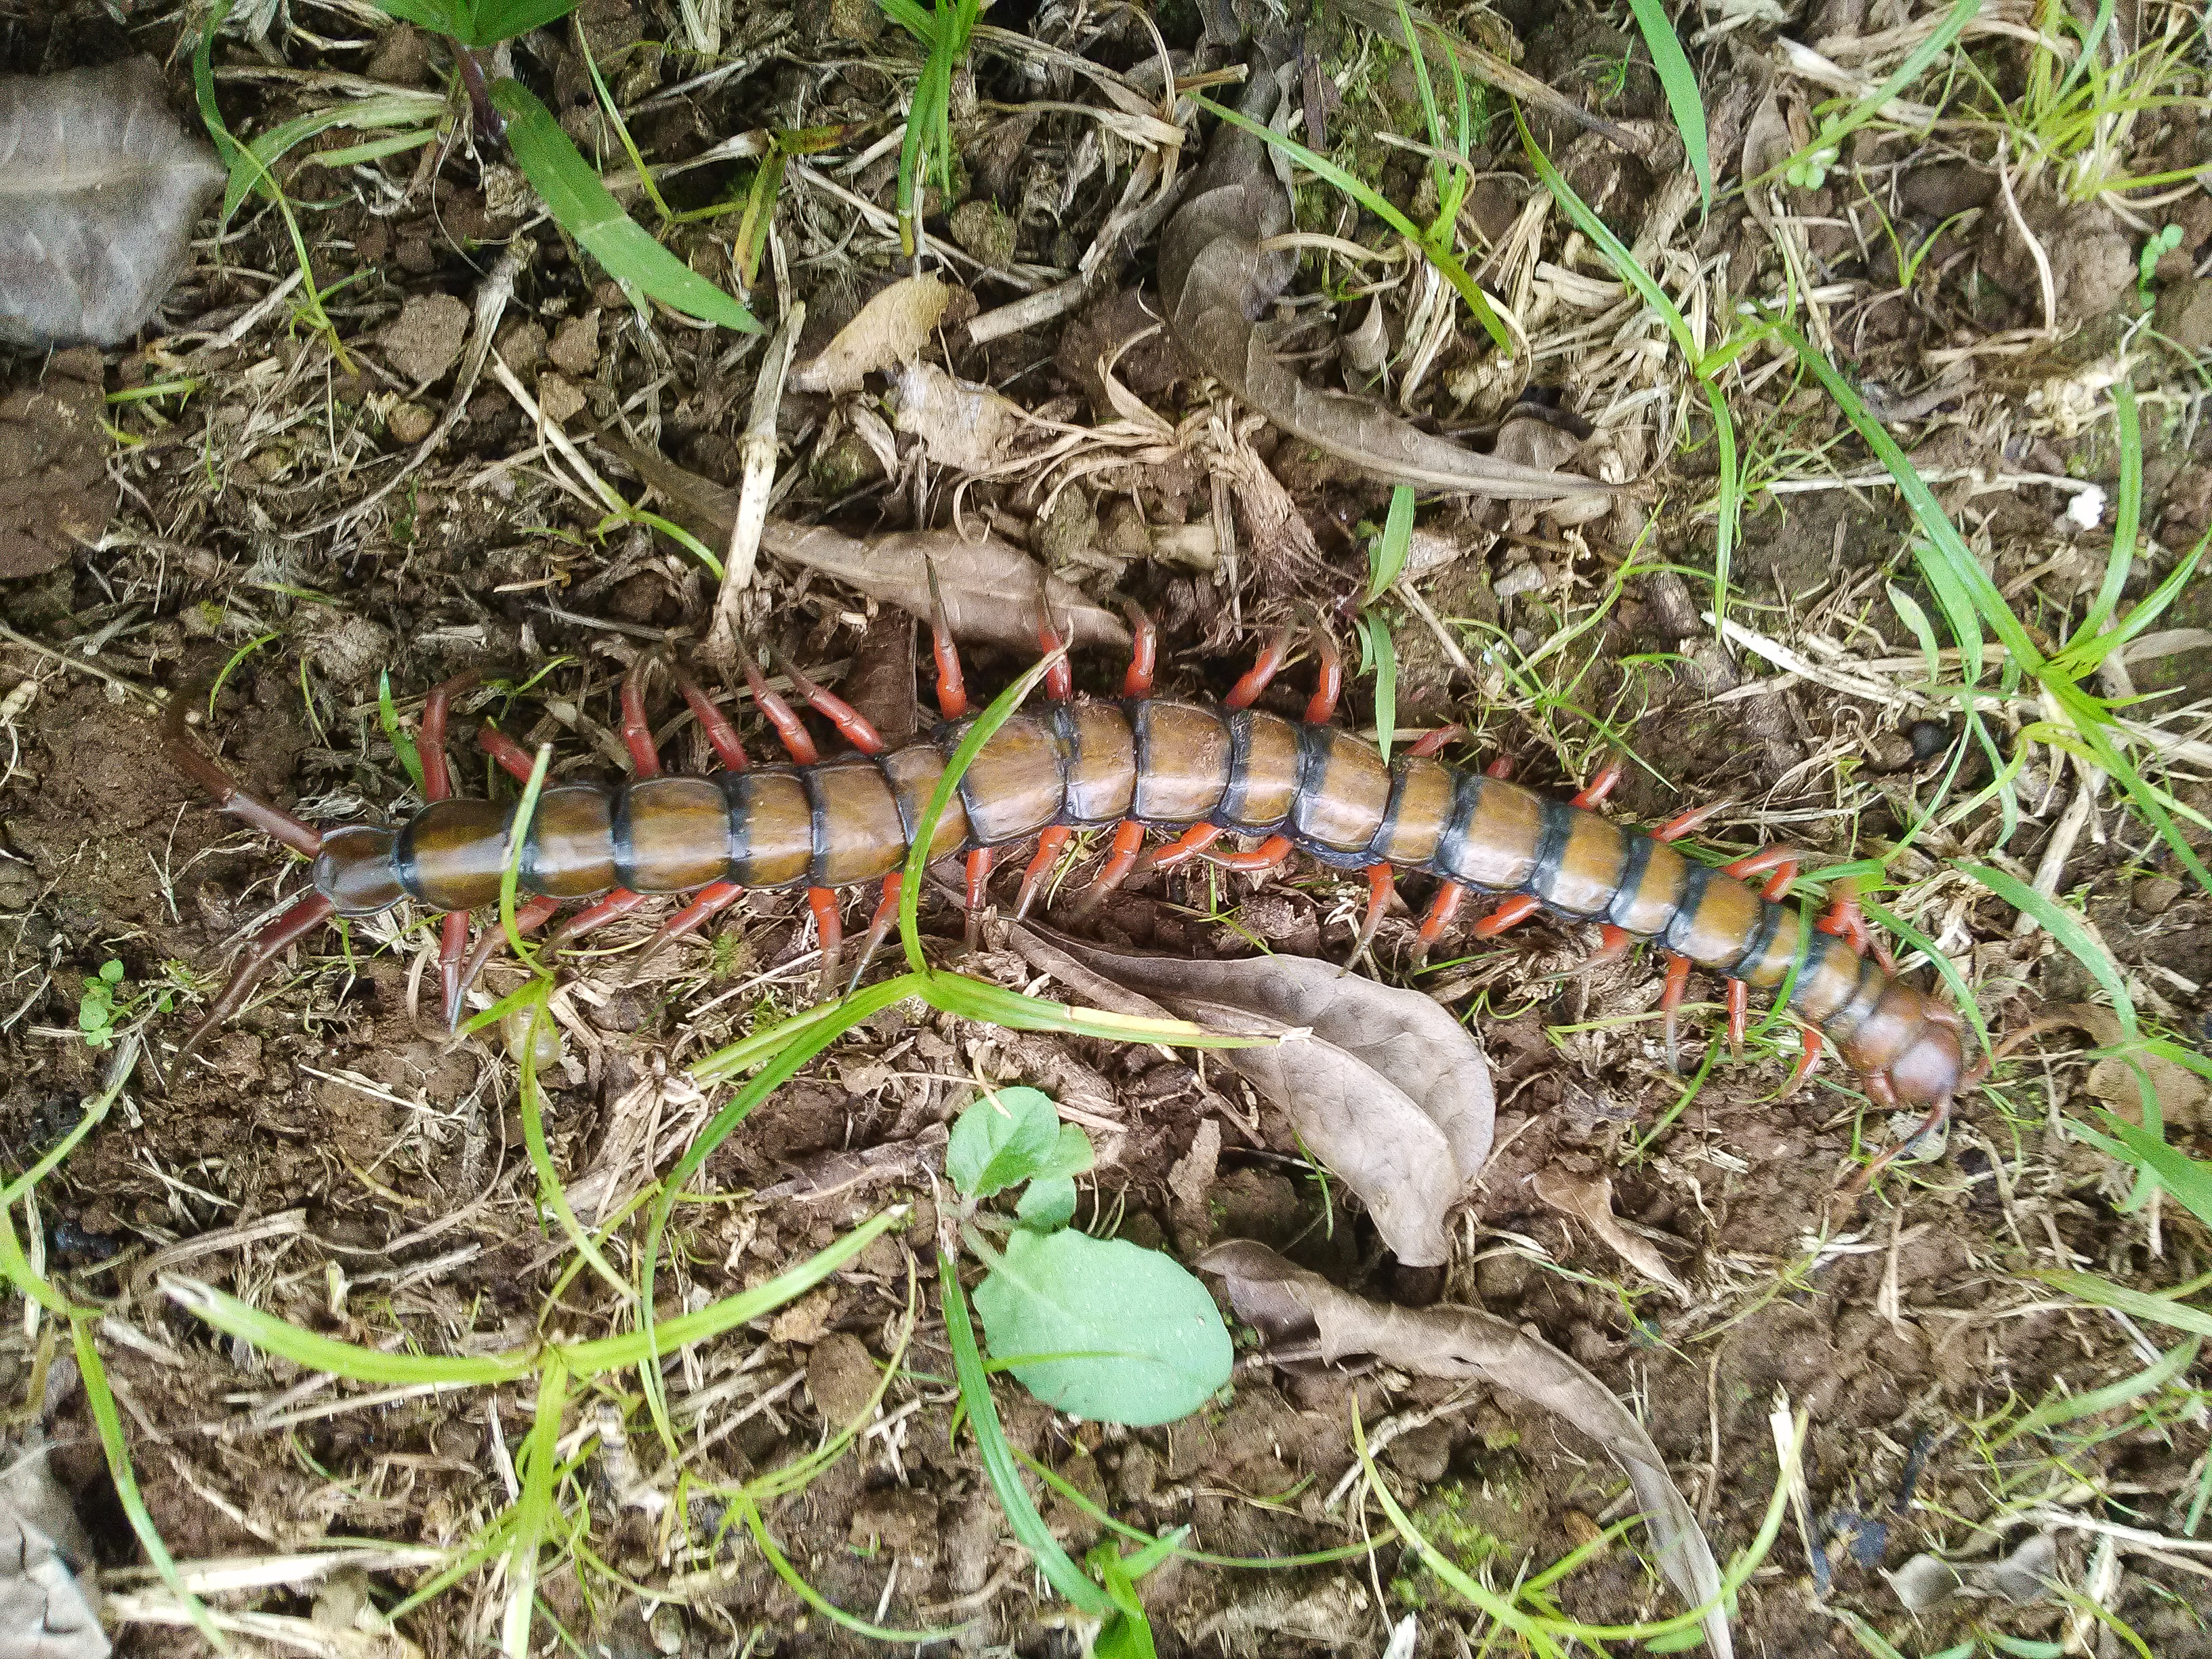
[3, 0, 2211, 1654]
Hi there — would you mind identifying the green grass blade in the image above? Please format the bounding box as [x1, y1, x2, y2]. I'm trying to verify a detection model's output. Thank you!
[2091, 1120, 2212, 1233]
[1957, 861, 2134, 1033]
[1624, 0, 1711, 212]
[162, 1278, 533, 1385]
[1992, 1335, 2198, 1448]
[489, 79, 758, 333]
[1364, 613, 1399, 767]
[735, 1494, 962, 1642]
[1367, 485, 1416, 603]
[939, 1252, 1115, 1616]
[499, 1358, 568, 1659]
[2037, 1270, 2212, 1340]
[2071, 378, 2142, 649]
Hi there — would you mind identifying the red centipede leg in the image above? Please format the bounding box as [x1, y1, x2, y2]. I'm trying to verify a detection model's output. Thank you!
[1225, 624, 1295, 710]
[165, 697, 324, 857]
[1659, 951, 1692, 1073]
[807, 886, 844, 992]
[1568, 757, 1624, 810]
[548, 887, 654, 946]
[478, 722, 537, 785]
[1206, 835, 1294, 875]
[1407, 725, 1462, 760]
[1652, 800, 1730, 844]
[779, 651, 885, 754]
[420, 672, 481, 803]
[167, 890, 338, 1082]
[1016, 826, 1072, 920]
[1418, 882, 1467, 945]
[963, 848, 995, 950]
[1473, 893, 1542, 940]
[1725, 977, 1749, 1054]
[618, 659, 663, 778]
[846, 873, 903, 996]
[1784, 1026, 1822, 1098]
[1818, 879, 1895, 973]
[453, 894, 561, 1012]
[1593, 923, 1633, 961]
[1035, 614, 1074, 702]
[928, 571, 969, 721]
[438, 910, 472, 1030]
[672, 662, 748, 771]
[1485, 754, 1515, 780]
[1122, 602, 1158, 699]
[1141, 823, 1223, 872]
[634, 880, 746, 974]
[1302, 624, 1343, 724]
[1722, 846, 1801, 902]
[1353, 863, 1395, 956]
[743, 657, 821, 766]
[1077, 820, 1148, 915]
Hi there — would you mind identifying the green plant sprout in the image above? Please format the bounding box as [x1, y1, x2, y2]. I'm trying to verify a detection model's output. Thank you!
[77, 960, 173, 1051]
[2139, 224, 2183, 302]
[875, 0, 983, 255]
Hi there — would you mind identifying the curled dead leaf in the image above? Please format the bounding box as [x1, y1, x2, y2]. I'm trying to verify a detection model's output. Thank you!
[0, 1439, 106, 1659]
[1012, 926, 1492, 1267]
[595, 437, 1127, 652]
[893, 361, 1034, 474]
[2046, 1004, 2210, 1132]
[1529, 1166, 1689, 1300]
[1200, 1241, 1731, 1659]
[789, 276, 952, 394]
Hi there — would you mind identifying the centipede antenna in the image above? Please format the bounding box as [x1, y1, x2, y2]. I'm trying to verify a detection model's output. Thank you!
[165, 693, 325, 857]
[925, 560, 968, 720]
[1121, 602, 1158, 698]
[165, 890, 338, 1085]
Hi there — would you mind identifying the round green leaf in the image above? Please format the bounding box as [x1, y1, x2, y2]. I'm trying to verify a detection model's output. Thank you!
[973, 1229, 1231, 1427]
[947, 1086, 1062, 1198]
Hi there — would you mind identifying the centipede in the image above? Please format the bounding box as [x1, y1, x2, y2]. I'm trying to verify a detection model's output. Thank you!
[159, 601, 1971, 1140]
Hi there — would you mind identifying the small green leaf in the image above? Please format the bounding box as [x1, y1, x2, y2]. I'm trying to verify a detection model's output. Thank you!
[490, 79, 758, 334]
[99, 960, 125, 985]
[1038, 1124, 1095, 1181]
[361, 0, 469, 37]
[974, 1228, 1232, 1426]
[463, 0, 582, 46]
[1016, 1176, 1078, 1231]
[947, 1086, 1064, 1198]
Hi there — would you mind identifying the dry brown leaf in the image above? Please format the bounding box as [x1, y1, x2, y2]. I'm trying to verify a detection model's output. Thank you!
[596, 438, 1127, 653]
[0, 60, 225, 348]
[1012, 927, 1492, 1267]
[2039, 1004, 2207, 1132]
[789, 276, 951, 393]
[893, 361, 1033, 474]
[758, 522, 1128, 653]
[1529, 1166, 1689, 1300]
[1201, 1242, 1731, 1659]
[0, 1441, 106, 1659]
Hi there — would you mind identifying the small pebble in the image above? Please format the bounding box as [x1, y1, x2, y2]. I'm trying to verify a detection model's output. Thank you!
[380, 291, 469, 383]
[2134, 875, 2184, 916]
[386, 401, 434, 445]
[548, 309, 600, 375]
[1906, 719, 1950, 761]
